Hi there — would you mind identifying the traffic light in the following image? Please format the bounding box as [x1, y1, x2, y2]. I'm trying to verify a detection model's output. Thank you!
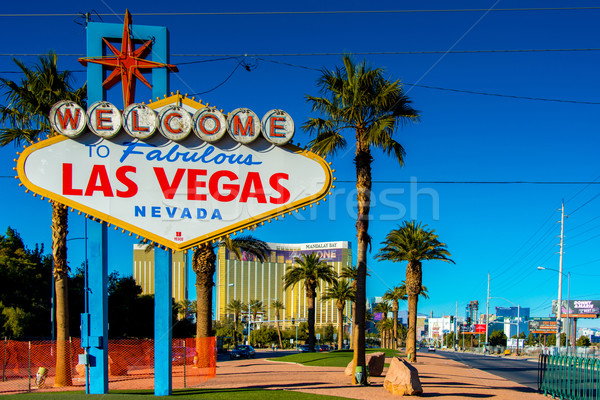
[450, 316, 454, 323]
[467, 317, 472, 325]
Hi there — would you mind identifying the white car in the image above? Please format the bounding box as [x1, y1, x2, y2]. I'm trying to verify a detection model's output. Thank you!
[428, 345, 436, 352]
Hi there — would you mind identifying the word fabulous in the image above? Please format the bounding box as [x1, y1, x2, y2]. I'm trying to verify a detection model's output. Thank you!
[49, 100, 295, 146]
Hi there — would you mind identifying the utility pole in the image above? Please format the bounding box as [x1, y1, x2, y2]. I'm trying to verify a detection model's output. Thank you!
[485, 273, 490, 349]
[556, 201, 565, 352]
[454, 301, 458, 350]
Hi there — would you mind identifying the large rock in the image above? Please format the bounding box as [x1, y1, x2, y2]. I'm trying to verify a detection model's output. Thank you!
[344, 352, 386, 377]
[383, 357, 423, 396]
[366, 352, 386, 377]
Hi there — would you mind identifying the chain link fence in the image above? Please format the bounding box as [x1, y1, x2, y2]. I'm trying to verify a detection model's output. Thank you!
[0, 337, 216, 394]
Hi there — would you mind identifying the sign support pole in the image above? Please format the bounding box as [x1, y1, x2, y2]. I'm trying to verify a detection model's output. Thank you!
[87, 221, 108, 394]
[155, 248, 173, 396]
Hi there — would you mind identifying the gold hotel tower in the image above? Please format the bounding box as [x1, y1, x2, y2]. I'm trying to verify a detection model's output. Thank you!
[132, 244, 187, 304]
[215, 241, 352, 328]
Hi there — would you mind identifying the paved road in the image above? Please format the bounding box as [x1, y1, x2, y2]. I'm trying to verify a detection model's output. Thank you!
[433, 350, 540, 391]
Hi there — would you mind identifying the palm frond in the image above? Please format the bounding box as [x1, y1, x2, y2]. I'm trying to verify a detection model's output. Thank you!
[222, 235, 270, 262]
[303, 54, 419, 167]
[0, 51, 86, 147]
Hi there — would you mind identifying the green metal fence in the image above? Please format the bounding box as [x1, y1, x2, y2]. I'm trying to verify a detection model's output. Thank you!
[539, 353, 600, 399]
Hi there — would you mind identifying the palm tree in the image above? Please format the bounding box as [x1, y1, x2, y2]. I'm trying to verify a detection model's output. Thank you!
[374, 302, 391, 348]
[321, 278, 355, 351]
[304, 55, 419, 383]
[0, 52, 86, 387]
[377, 221, 453, 362]
[375, 318, 394, 349]
[382, 286, 406, 350]
[283, 253, 336, 352]
[249, 299, 263, 329]
[192, 235, 268, 365]
[176, 299, 195, 320]
[225, 299, 246, 347]
[270, 300, 285, 348]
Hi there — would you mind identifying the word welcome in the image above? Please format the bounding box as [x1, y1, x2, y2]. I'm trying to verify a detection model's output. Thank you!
[49, 101, 295, 145]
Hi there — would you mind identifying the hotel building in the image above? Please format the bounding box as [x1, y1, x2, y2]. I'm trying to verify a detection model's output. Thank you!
[215, 241, 353, 328]
[132, 244, 188, 305]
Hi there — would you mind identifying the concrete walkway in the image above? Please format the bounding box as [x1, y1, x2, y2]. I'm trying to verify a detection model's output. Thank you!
[200, 350, 548, 399]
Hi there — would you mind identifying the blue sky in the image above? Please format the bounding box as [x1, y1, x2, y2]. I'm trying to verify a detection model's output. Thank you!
[1, 1, 599, 329]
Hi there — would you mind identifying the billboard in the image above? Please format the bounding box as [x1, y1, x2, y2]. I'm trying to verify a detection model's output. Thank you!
[229, 241, 349, 263]
[528, 318, 558, 333]
[16, 95, 333, 251]
[552, 300, 600, 318]
[460, 324, 486, 334]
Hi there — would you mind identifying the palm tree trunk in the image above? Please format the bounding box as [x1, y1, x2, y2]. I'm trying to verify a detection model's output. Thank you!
[350, 286, 356, 350]
[275, 310, 283, 348]
[352, 142, 371, 384]
[233, 314, 239, 347]
[307, 287, 316, 352]
[405, 260, 422, 362]
[52, 201, 72, 387]
[406, 294, 418, 360]
[193, 243, 216, 367]
[392, 301, 399, 350]
[337, 306, 344, 351]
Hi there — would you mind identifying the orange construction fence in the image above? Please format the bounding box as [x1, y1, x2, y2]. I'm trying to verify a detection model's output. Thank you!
[0, 337, 216, 395]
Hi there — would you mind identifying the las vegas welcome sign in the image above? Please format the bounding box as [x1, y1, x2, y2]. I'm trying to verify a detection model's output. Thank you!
[16, 94, 333, 251]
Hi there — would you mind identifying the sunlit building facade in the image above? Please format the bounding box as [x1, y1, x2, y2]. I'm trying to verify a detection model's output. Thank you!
[215, 241, 352, 328]
[132, 244, 188, 304]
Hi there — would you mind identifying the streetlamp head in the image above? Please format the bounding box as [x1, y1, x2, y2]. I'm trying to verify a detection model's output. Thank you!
[537, 266, 545, 270]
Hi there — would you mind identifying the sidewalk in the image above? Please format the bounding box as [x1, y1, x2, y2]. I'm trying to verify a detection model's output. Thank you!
[200, 351, 548, 399]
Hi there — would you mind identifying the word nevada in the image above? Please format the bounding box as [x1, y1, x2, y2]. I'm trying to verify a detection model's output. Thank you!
[49, 100, 295, 145]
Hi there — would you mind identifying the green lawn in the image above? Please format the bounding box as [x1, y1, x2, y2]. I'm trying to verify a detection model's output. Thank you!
[269, 348, 402, 368]
[13, 389, 350, 400]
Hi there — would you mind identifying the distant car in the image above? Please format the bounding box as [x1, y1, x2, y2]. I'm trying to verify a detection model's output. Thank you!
[428, 345, 436, 352]
[298, 344, 311, 352]
[229, 345, 255, 359]
[318, 344, 330, 352]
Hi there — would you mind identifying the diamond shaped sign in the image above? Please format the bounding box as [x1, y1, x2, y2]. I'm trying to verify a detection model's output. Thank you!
[16, 95, 332, 250]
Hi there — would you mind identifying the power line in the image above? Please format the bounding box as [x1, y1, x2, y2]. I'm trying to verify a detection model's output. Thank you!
[188, 59, 244, 96]
[407, 84, 600, 105]
[567, 223, 600, 242]
[1, 7, 600, 17]
[570, 232, 600, 249]
[569, 257, 600, 270]
[570, 192, 600, 215]
[173, 48, 600, 57]
[570, 215, 600, 233]
[3, 47, 600, 58]
[254, 57, 600, 105]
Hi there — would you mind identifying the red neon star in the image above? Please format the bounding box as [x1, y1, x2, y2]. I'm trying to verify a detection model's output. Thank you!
[79, 10, 178, 107]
